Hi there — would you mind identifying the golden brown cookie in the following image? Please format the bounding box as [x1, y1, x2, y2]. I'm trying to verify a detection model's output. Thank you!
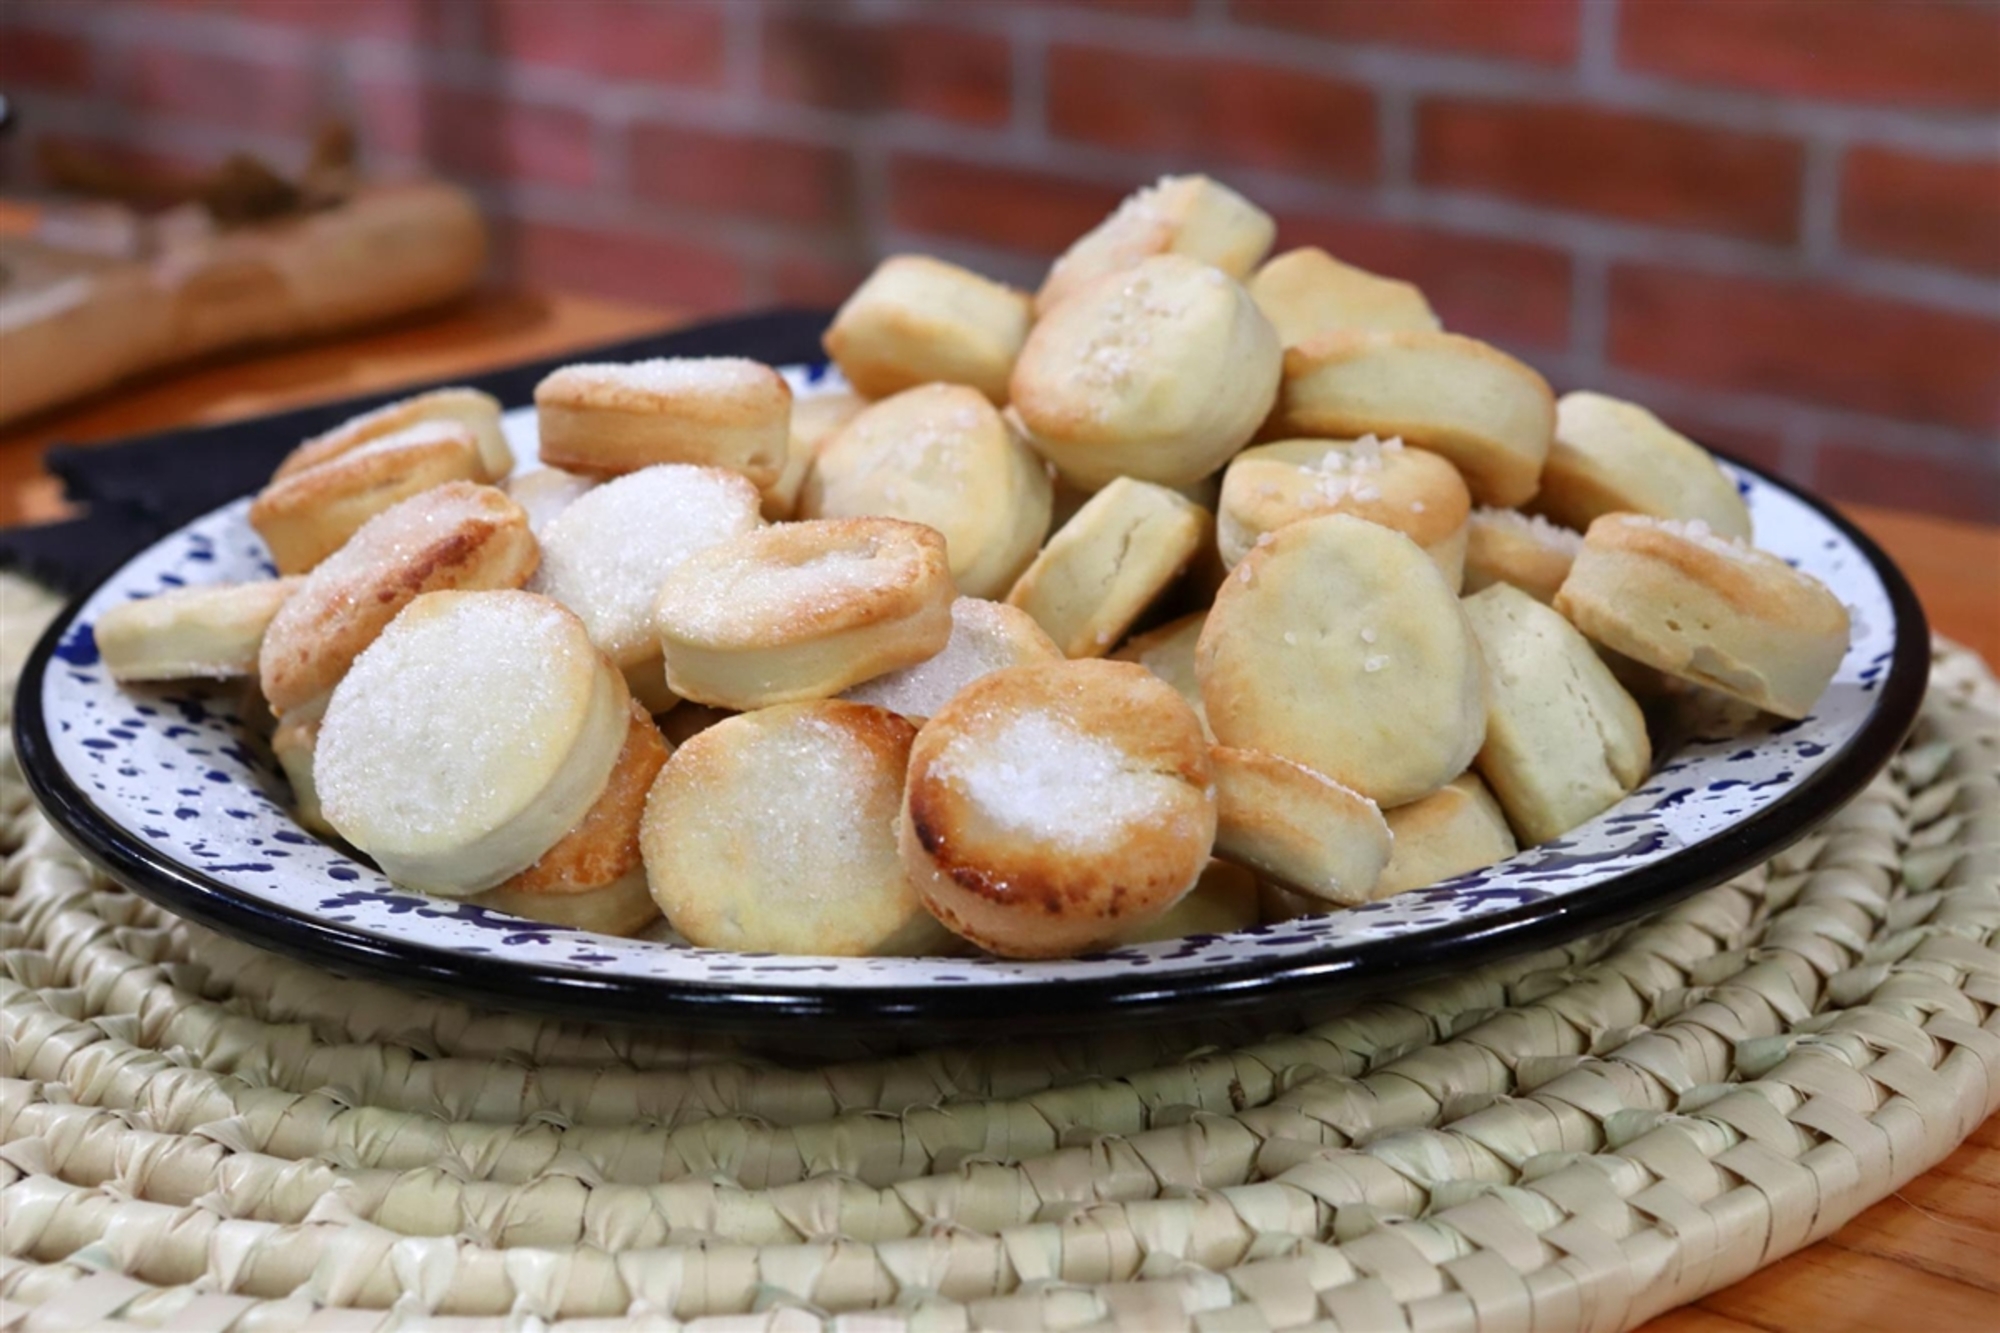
[823, 255, 1033, 404]
[1376, 773, 1519, 897]
[900, 659, 1217, 958]
[534, 357, 791, 486]
[1462, 506, 1583, 605]
[842, 597, 1061, 721]
[95, 578, 300, 682]
[1535, 391, 1752, 540]
[251, 419, 486, 574]
[1247, 246, 1440, 346]
[1036, 174, 1274, 316]
[275, 387, 511, 483]
[1209, 746, 1392, 905]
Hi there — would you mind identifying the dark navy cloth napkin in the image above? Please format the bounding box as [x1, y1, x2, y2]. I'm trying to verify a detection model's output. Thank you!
[1, 307, 832, 595]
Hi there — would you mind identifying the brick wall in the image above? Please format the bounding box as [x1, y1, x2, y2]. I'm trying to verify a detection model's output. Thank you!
[3, 0, 1996, 522]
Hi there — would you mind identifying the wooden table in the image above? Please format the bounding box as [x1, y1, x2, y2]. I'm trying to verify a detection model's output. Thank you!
[2, 291, 1994, 1331]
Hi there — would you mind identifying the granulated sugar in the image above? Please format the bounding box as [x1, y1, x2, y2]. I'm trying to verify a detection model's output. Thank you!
[934, 710, 1168, 851]
[317, 594, 588, 842]
[550, 357, 770, 399]
[1472, 506, 1585, 552]
[1622, 514, 1764, 564]
[845, 601, 1031, 719]
[531, 465, 762, 660]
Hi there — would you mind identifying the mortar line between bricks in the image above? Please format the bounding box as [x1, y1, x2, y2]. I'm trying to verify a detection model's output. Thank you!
[1799, 137, 1845, 271]
[1568, 248, 1612, 384]
[1576, 0, 1624, 97]
[723, 1, 763, 109]
[1008, 7, 1050, 149]
[1377, 86, 1417, 197]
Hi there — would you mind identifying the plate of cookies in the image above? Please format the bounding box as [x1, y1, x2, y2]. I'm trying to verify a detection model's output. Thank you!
[15, 175, 1926, 1038]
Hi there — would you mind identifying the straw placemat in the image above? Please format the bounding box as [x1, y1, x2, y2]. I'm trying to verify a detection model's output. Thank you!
[3, 572, 1996, 1332]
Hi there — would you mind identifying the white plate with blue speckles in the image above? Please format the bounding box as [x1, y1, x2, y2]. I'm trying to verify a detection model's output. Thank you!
[13, 364, 1929, 1040]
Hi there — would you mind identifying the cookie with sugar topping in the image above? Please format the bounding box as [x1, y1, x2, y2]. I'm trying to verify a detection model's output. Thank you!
[274, 386, 513, 483]
[655, 517, 955, 710]
[1535, 390, 1752, 541]
[1036, 174, 1275, 317]
[801, 383, 1052, 599]
[1267, 330, 1555, 508]
[1555, 513, 1849, 720]
[534, 356, 791, 486]
[1376, 773, 1518, 897]
[475, 698, 671, 937]
[1006, 477, 1211, 658]
[642, 700, 952, 956]
[252, 419, 486, 574]
[1197, 513, 1487, 809]
[824, 254, 1033, 404]
[96, 577, 300, 683]
[1463, 583, 1651, 845]
[1011, 254, 1282, 491]
[842, 597, 1061, 722]
[270, 712, 332, 837]
[1210, 746, 1392, 905]
[1247, 247, 1441, 347]
[530, 464, 764, 714]
[1114, 859, 1259, 943]
[316, 590, 632, 896]
[258, 481, 538, 718]
[1463, 506, 1584, 605]
[1217, 435, 1472, 590]
[901, 659, 1217, 958]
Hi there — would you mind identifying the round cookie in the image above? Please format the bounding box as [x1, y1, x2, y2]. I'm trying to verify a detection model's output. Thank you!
[534, 357, 791, 487]
[316, 591, 632, 896]
[95, 577, 300, 682]
[1463, 506, 1583, 605]
[258, 481, 538, 718]
[1536, 391, 1751, 541]
[1462, 583, 1652, 846]
[1006, 477, 1211, 658]
[801, 383, 1052, 599]
[843, 597, 1061, 722]
[530, 464, 765, 712]
[655, 517, 955, 710]
[251, 419, 486, 574]
[1247, 247, 1440, 347]
[1377, 773, 1519, 897]
[1196, 513, 1487, 809]
[823, 255, 1032, 404]
[641, 701, 950, 956]
[1217, 436, 1472, 589]
[474, 698, 671, 938]
[1267, 330, 1554, 507]
[271, 712, 332, 838]
[1210, 746, 1392, 905]
[1010, 254, 1282, 491]
[901, 659, 1217, 958]
[1036, 174, 1274, 317]
[1554, 514, 1850, 721]
[275, 386, 512, 483]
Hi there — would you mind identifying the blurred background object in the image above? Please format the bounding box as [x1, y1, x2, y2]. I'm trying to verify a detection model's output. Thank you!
[0, 0, 1994, 521]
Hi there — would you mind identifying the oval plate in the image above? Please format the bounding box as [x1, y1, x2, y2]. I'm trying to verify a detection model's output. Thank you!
[13, 372, 1928, 1040]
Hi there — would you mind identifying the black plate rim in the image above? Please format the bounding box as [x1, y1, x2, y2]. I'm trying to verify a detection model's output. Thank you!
[9, 362, 1932, 1041]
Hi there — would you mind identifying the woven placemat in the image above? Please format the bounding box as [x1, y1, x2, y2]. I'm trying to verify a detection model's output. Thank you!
[3, 572, 1996, 1332]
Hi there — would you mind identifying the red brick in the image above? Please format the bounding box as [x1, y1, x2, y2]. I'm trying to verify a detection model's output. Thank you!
[121, 45, 320, 135]
[1270, 212, 1572, 352]
[771, 252, 874, 308]
[628, 123, 854, 228]
[1417, 99, 1802, 242]
[1621, 1, 2000, 110]
[1049, 43, 1376, 184]
[1842, 147, 2000, 278]
[1607, 264, 2000, 432]
[887, 155, 1126, 256]
[1233, 0, 1580, 65]
[762, 11, 1010, 126]
[223, 0, 435, 40]
[1817, 439, 2000, 525]
[359, 83, 596, 188]
[0, 24, 93, 93]
[507, 218, 746, 313]
[479, 0, 727, 87]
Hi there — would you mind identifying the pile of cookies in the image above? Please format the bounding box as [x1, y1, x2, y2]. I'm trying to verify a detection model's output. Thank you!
[93, 174, 1852, 959]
